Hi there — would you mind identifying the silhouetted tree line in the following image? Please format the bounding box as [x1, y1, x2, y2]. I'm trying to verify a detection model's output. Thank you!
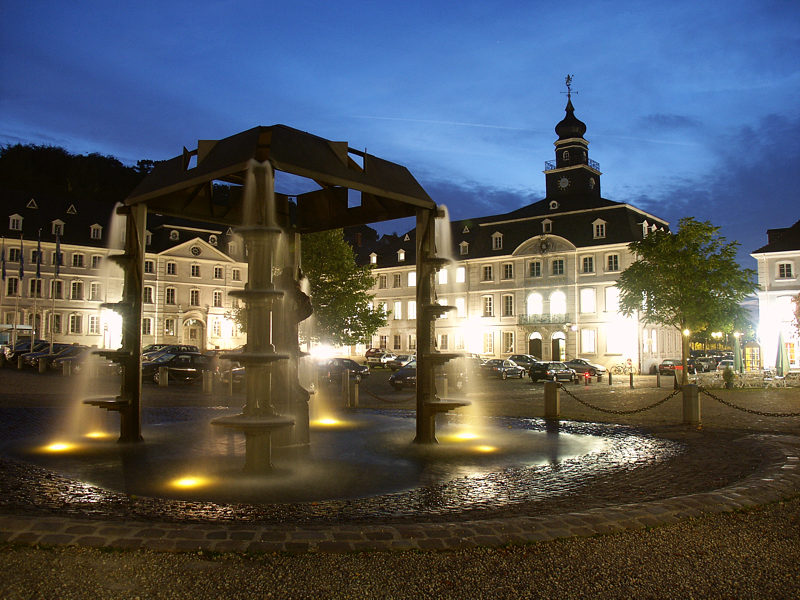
[0, 143, 156, 202]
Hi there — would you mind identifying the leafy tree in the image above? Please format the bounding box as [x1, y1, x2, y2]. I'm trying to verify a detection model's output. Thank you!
[301, 229, 387, 347]
[617, 217, 758, 383]
[793, 294, 800, 338]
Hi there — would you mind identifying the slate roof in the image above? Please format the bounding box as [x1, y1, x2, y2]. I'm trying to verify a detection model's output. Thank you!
[751, 219, 800, 254]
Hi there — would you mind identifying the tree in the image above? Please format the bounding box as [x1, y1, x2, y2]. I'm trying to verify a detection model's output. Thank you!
[793, 294, 800, 338]
[617, 217, 758, 384]
[300, 229, 387, 347]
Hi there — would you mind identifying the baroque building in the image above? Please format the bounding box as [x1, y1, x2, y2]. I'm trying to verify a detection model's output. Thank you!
[1, 191, 247, 350]
[361, 96, 682, 373]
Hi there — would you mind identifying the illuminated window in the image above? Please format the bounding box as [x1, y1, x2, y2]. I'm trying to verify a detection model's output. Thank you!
[455, 297, 466, 317]
[503, 331, 514, 353]
[88, 315, 100, 335]
[90, 224, 103, 240]
[456, 267, 466, 282]
[408, 271, 416, 287]
[581, 329, 596, 353]
[438, 269, 448, 285]
[408, 301, 416, 319]
[459, 241, 469, 256]
[482, 295, 494, 317]
[580, 288, 596, 313]
[393, 301, 402, 320]
[605, 287, 620, 312]
[527, 293, 543, 315]
[397, 249, 405, 262]
[89, 282, 101, 301]
[483, 332, 494, 354]
[491, 232, 503, 250]
[550, 291, 567, 314]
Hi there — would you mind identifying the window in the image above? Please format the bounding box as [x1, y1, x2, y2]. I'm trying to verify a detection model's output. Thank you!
[143, 286, 154, 304]
[51, 251, 63, 268]
[483, 332, 494, 354]
[593, 221, 606, 239]
[527, 293, 543, 315]
[69, 314, 82, 334]
[379, 335, 388, 350]
[552, 259, 564, 275]
[503, 332, 514, 354]
[393, 273, 402, 288]
[502, 294, 514, 317]
[529, 261, 541, 277]
[369, 253, 377, 265]
[651, 329, 658, 354]
[232, 268, 241, 281]
[393, 335, 401, 351]
[92, 255, 103, 269]
[459, 241, 469, 256]
[456, 267, 466, 283]
[542, 220, 552, 233]
[31, 249, 42, 264]
[165, 318, 176, 336]
[605, 286, 620, 312]
[607, 254, 620, 272]
[88, 315, 100, 335]
[492, 232, 503, 250]
[582, 256, 594, 273]
[190, 289, 200, 306]
[439, 334, 449, 350]
[165, 287, 176, 305]
[51, 280, 63, 299]
[52, 220, 64, 236]
[455, 333, 465, 350]
[214, 266, 223, 279]
[170, 230, 179, 241]
[72, 253, 84, 268]
[580, 288, 596, 313]
[211, 319, 221, 337]
[191, 264, 200, 277]
[208, 234, 218, 246]
[438, 269, 448, 285]
[455, 297, 466, 317]
[228, 242, 238, 255]
[581, 329, 596, 354]
[437, 298, 449, 319]
[482, 265, 493, 281]
[550, 291, 567, 314]
[146, 232, 152, 246]
[142, 318, 152, 336]
[408, 271, 416, 287]
[90, 224, 102, 240]
[89, 282, 101, 301]
[502, 263, 513, 280]
[378, 274, 387, 289]
[50, 313, 62, 335]
[29, 279, 43, 298]
[778, 263, 794, 279]
[167, 261, 177, 275]
[397, 249, 405, 262]
[408, 334, 417, 350]
[144, 260, 154, 274]
[393, 301, 402, 320]
[70, 281, 83, 300]
[482, 295, 494, 317]
[9, 215, 22, 231]
[8, 248, 21, 262]
[408, 300, 416, 320]
[213, 290, 223, 307]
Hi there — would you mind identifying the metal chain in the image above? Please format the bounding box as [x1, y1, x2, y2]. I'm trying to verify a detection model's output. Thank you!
[558, 383, 681, 415]
[698, 387, 800, 418]
[361, 387, 416, 404]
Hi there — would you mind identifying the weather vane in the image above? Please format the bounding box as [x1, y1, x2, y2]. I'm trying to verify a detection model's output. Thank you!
[563, 74, 577, 101]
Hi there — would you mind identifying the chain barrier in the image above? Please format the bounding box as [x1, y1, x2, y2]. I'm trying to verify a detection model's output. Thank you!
[558, 383, 682, 415]
[361, 386, 416, 405]
[698, 387, 800, 418]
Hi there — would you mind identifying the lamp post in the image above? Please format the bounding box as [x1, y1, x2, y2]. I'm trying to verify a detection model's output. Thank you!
[682, 328, 691, 386]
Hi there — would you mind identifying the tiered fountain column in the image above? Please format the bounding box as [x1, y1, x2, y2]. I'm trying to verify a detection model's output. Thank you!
[211, 159, 294, 471]
[414, 207, 469, 444]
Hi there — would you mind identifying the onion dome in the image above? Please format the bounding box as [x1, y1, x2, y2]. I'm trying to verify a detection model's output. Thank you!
[555, 98, 587, 140]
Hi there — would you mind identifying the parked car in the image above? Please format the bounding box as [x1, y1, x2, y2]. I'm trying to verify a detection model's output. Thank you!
[20, 343, 74, 368]
[508, 354, 539, 370]
[529, 361, 578, 382]
[364, 348, 384, 359]
[485, 359, 526, 380]
[51, 346, 105, 374]
[386, 354, 414, 371]
[321, 358, 369, 383]
[141, 351, 210, 384]
[694, 357, 717, 372]
[366, 351, 394, 368]
[141, 343, 170, 355]
[388, 359, 467, 392]
[716, 359, 735, 372]
[658, 359, 683, 376]
[3, 340, 48, 364]
[142, 344, 200, 361]
[564, 358, 607, 379]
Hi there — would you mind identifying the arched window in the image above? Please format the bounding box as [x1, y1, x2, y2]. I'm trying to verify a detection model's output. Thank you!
[527, 293, 543, 315]
[550, 290, 567, 314]
[562, 150, 569, 161]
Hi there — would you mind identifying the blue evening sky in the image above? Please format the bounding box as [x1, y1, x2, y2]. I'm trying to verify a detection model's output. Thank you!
[2, 0, 798, 267]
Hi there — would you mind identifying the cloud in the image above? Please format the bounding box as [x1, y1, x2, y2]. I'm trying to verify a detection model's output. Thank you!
[637, 113, 702, 131]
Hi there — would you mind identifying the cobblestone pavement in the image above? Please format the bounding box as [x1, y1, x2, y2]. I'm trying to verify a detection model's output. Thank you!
[0, 368, 798, 555]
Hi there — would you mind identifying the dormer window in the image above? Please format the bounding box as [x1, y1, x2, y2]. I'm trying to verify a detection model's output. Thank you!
[208, 234, 218, 246]
[369, 253, 377, 265]
[542, 219, 552, 234]
[90, 224, 103, 240]
[491, 232, 503, 250]
[169, 230, 179, 241]
[641, 220, 649, 237]
[592, 219, 606, 239]
[52, 220, 64, 236]
[549, 200, 559, 210]
[459, 241, 469, 256]
[397, 249, 406, 262]
[145, 231, 152, 246]
[9, 214, 22, 231]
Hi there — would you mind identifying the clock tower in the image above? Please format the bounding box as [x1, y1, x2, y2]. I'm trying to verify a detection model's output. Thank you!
[544, 76, 602, 201]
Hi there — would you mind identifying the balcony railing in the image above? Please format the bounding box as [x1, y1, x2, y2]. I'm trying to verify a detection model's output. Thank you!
[544, 159, 600, 171]
[518, 313, 569, 325]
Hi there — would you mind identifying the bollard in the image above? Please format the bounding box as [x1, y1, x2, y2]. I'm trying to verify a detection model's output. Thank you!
[350, 376, 359, 408]
[544, 380, 560, 419]
[656, 372, 661, 388]
[38, 359, 47, 374]
[62, 361, 72, 377]
[341, 370, 350, 407]
[158, 366, 169, 387]
[682, 383, 701, 426]
[228, 370, 234, 396]
[17, 356, 24, 370]
[202, 370, 213, 394]
[584, 371, 590, 386]
[629, 371, 634, 389]
[608, 371, 612, 385]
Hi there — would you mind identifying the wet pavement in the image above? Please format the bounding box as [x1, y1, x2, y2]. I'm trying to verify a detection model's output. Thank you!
[0, 368, 798, 554]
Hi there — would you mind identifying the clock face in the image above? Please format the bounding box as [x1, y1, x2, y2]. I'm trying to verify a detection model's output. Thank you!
[558, 176, 570, 190]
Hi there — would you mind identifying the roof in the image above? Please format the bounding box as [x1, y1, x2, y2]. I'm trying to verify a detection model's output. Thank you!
[751, 219, 800, 254]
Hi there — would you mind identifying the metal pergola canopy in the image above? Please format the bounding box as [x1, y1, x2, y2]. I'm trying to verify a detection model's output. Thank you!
[125, 125, 435, 232]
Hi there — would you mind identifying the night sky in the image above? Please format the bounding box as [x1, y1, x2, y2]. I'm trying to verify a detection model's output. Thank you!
[2, 1, 798, 267]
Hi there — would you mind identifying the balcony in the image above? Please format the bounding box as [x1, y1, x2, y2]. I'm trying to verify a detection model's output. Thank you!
[518, 313, 569, 325]
[544, 159, 600, 171]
